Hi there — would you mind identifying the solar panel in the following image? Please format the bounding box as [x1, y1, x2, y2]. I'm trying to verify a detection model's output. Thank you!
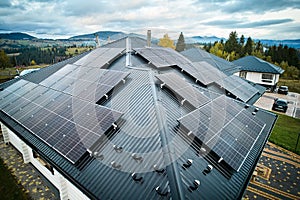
[215, 75, 259, 102]
[178, 95, 266, 171]
[178, 61, 227, 85]
[40, 63, 129, 103]
[74, 48, 125, 68]
[0, 80, 124, 164]
[156, 72, 210, 108]
[134, 47, 190, 68]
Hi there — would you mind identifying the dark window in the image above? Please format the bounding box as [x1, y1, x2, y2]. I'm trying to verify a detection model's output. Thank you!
[262, 74, 273, 83]
[239, 71, 247, 79]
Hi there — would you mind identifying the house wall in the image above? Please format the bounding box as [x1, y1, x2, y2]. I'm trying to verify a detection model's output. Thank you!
[241, 71, 279, 86]
[1, 123, 90, 200]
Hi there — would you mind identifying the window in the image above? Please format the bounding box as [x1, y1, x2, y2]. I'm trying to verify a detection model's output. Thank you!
[262, 74, 273, 83]
[239, 71, 247, 79]
[33, 150, 54, 175]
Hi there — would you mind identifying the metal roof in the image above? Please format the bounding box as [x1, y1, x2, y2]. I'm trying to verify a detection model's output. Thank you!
[181, 48, 241, 75]
[0, 37, 277, 200]
[233, 56, 284, 74]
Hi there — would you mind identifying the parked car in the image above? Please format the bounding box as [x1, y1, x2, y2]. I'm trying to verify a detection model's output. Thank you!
[277, 86, 288, 95]
[272, 98, 288, 113]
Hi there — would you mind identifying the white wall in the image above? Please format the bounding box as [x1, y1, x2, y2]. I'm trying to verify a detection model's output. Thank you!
[242, 71, 278, 86]
[2, 124, 90, 200]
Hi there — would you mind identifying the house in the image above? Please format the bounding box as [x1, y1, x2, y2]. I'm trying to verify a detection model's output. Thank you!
[233, 56, 284, 91]
[0, 35, 277, 200]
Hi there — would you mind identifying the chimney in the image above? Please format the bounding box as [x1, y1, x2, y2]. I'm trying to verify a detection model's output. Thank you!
[147, 30, 151, 47]
[95, 33, 100, 48]
[126, 37, 131, 66]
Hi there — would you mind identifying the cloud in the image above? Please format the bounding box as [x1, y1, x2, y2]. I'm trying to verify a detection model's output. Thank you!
[205, 18, 293, 28]
[0, 0, 299, 39]
[209, 0, 300, 14]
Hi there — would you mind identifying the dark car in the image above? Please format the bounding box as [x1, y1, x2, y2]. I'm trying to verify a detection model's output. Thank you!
[278, 86, 288, 95]
[272, 98, 288, 113]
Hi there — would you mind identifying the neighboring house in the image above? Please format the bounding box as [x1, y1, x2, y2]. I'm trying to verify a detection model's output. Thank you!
[233, 56, 284, 91]
[0, 36, 277, 200]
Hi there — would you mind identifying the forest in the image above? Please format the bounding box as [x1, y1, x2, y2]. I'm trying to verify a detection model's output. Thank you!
[202, 31, 300, 79]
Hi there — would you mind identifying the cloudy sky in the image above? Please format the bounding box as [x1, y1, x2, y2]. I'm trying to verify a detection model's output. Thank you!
[0, 0, 299, 40]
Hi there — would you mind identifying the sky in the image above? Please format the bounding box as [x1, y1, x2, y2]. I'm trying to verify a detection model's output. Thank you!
[0, 0, 299, 40]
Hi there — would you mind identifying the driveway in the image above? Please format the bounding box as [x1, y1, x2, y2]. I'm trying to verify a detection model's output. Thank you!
[254, 92, 300, 118]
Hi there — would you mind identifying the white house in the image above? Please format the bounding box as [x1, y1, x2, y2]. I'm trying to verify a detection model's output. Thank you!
[233, 56, 284, 91]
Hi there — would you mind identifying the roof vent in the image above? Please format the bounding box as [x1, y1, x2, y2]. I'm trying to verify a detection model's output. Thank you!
[244, 104, 249, 109]
[93, 152, 104, 160]
[188, 180, 200, 191]
[254, 107, 259, 112]
[182, 159, 193, 169]
[132, 153, 143, 163]
[153, 164, 165, 174]
[203, 164, 213, 175]
[131, 173, 144, 183]
[155, 186, 169, 196]
[113, 145, 123, 153]
[252, 112, 256, 116]
[111, 161, 121, 169]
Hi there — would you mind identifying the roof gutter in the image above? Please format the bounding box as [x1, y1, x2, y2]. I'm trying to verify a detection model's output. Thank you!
[238, 112, 278, 199]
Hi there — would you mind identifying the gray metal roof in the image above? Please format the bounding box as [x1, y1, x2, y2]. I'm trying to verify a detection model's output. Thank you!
[233, 56, 284, 74]
[0, 37, 277, 200]
[181, 48, 241, 75]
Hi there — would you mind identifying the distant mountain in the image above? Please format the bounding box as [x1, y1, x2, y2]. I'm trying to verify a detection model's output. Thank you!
[69, 31, 125, 40]
[0, 32, 36, 40]
[254, 39, 300, 49]
[185, 36, 224, 44]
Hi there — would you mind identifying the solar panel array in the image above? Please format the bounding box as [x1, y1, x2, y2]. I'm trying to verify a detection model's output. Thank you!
[134, 48, 190, 68]
[178, 61, 227, 85]
[156, 73, 210, 108]
[216, 75, 259, 102]
[178, 95, 265, 171]
[40, 64, 129, 102]
[74, 48, 125, 68]
[0, 80, 123, 163]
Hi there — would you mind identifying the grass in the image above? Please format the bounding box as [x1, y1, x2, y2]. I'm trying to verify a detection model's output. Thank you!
[278, 79, 300, 93]
[0, 64, 48, 81]
[270, 113, 300, 155]
[0, 158, 30, 200]
[65, 47, 91, 56]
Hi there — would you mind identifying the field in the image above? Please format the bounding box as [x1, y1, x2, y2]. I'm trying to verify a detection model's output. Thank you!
[0, 158, 29, 200]
[65, 47, 91, 56]
[278, 79, 300, 93]
[270, 113, 300, 155]
[0, 64, 48, 83]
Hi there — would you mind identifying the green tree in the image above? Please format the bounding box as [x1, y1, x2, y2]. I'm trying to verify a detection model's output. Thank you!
[0, 50, 12, 69]
[244, 37, 253, 55]
[224, 31, 239, 53]
[175, 32, 186, 52]
[158, 34, 175, 49]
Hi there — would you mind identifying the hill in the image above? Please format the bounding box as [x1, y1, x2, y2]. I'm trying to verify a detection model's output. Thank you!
[0, 32, 36, 40]
[69, 31, 124, 40]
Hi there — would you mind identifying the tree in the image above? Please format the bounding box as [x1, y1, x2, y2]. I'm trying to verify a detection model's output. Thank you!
[244, 37, 253, 55]
[158, 34, 175, 49]
[175, 32, 186, 52]
[224, 31, 239, 53]
[0, 50, 12, 69]
[30, 60, 36, 65]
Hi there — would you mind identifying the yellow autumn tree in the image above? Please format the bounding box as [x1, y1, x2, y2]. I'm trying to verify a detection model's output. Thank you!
[158, 34, 175, 49]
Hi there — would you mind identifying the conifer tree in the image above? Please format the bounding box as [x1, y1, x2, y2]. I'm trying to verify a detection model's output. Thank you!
[175, 32, 186, 52]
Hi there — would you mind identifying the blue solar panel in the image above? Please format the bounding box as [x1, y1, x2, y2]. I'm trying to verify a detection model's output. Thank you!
[0, 80, 124, 164]
[178, 95, 265, 171]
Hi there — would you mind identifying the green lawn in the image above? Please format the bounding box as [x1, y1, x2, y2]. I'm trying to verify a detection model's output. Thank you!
[270, 113, 300, 155]
[278, 79, 300, 93]
[0, 158, 29, 200]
